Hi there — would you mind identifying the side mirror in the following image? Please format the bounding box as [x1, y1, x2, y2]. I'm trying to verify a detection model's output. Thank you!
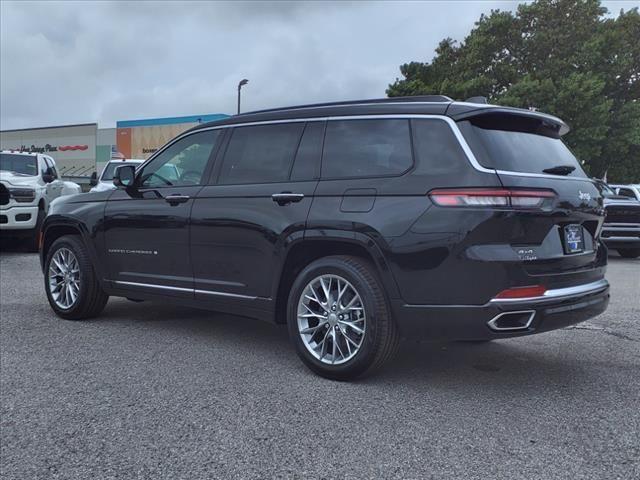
[89, 171, 98, 187]
[113, 165, 136, 188]
[42, 172, 55, 183]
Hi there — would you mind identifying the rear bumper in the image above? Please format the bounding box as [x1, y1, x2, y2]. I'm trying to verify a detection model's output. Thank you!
[392, 279, 610, 340]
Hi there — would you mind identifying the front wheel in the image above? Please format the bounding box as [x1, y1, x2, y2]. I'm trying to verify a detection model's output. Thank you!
[287, 255, 399, 380]
[44, 235, 108, 320]
[617, 248, 640, 259]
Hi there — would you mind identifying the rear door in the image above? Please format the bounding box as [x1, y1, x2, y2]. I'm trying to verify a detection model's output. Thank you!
[190, 121, 322, 305]
[457, 113, 606, 287]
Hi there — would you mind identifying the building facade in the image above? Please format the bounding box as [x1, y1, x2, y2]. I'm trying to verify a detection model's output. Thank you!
[1, 113, 229, 183]
[116, 113, 228, 160]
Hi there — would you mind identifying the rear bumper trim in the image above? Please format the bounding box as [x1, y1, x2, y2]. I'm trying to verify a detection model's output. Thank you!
[490, 279, 609, 304]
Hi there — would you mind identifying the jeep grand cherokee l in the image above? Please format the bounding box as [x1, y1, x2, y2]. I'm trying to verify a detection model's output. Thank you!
[40, 96, 610, 380]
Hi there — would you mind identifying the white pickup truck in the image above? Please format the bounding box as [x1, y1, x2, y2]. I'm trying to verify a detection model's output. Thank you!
[1, 151, 82, 250]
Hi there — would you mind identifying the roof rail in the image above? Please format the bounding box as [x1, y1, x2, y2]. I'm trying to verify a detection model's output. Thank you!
[243, 95, 453, 116]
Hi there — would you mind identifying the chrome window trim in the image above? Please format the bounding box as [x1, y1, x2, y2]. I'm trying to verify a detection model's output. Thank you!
[490, 279, 609, 304]
[137, 113, 595, 184]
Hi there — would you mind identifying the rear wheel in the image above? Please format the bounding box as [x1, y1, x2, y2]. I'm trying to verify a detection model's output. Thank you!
[287, 255, 399, 380]
[44, 235, 108, 320]
[617, 248, 640, 259]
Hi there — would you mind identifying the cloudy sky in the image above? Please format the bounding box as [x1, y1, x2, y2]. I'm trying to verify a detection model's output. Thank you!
[0, 0, 636, 130]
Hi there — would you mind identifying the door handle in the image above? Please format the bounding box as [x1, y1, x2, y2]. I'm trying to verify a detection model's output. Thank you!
[164, 194, 190, 205]
[272, 193, 304, 206]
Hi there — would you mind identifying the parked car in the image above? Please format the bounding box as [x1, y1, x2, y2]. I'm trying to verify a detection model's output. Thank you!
[40, 96, 610, 379]
[1, 151, 81, 250]
[596, 181, 640, 259]
[609, 184, 640, 202]
[89, 159, 145, 192]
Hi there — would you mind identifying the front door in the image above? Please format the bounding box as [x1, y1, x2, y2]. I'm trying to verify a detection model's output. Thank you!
[103, 129, 223, 297]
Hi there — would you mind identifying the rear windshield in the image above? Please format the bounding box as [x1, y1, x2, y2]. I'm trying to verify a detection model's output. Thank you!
[101, 161, 140, 180]
[458, 118, 587, 178]
[0, 153, 38, 176]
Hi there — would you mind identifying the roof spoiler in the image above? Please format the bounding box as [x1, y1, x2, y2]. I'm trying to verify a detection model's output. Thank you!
[450, 107, 570, 137]
[465, 96, 488, 104]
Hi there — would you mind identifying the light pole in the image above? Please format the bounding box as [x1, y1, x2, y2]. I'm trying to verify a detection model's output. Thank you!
[237, 79, 249, 114]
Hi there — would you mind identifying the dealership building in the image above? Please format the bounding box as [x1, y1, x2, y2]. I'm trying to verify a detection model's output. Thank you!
[0, 113, 228, 186]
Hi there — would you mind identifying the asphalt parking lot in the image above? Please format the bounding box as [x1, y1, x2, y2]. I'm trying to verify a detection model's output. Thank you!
[1, 244, 638, 480]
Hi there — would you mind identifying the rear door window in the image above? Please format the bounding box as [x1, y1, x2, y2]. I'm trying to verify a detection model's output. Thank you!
[218, 123, 305, 185]
[322, 119, 412, 179]
[458, 116, 587, 177]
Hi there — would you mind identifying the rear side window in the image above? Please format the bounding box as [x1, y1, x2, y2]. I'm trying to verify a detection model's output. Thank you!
[322, 119, 412, 179]
[458, 116, 587, 177]
[219, 123, 305, 185]
[411, 119, 470, 174]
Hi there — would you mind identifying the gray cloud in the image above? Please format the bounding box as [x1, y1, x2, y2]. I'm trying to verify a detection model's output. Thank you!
[1, 0, 636, 129]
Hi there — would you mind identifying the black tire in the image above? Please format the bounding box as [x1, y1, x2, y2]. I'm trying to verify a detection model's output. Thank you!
[44, 235, 108, 320]
[27, 207, 45, 252]
[287, 255, 399, 381]
[617, 248, 640, 259]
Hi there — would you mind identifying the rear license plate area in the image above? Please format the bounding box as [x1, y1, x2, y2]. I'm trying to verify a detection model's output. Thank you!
[563, 224, 584, 254]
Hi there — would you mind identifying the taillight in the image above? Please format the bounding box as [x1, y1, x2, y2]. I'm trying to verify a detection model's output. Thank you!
[429, 188, 555, 209]
[494, 285, 547, 300]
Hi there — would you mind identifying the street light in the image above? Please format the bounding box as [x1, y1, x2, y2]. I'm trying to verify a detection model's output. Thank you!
[237, 79, 249, 114]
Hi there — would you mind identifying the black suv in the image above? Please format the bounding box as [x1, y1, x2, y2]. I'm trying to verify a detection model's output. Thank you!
[41, 96, 610, 380]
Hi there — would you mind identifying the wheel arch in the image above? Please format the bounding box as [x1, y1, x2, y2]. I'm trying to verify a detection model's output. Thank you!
[273, 231, 400, 324]
[40, 218, 105, 285]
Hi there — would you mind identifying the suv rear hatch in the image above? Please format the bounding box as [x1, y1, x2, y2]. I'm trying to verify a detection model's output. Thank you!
[454, 109, 606, 291]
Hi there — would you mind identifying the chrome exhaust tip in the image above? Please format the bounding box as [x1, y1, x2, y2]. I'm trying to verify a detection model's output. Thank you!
[487, 310, 536, 332]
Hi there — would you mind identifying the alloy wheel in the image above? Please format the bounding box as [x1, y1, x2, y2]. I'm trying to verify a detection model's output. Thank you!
[48, 247, 81, 309]
[297, 274, 366, 365]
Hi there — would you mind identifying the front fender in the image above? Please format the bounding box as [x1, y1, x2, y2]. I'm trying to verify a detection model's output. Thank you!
[40, 215, 106, 286]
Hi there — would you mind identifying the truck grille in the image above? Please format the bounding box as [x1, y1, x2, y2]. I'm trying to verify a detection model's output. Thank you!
[0, 184, 9, 206]
[605, 205, 640, 224]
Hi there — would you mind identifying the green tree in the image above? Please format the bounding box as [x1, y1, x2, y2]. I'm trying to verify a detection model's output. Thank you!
[387, 0, 639, 182]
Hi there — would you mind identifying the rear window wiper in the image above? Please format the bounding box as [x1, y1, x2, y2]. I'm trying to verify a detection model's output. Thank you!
[542, 165, 576, 175]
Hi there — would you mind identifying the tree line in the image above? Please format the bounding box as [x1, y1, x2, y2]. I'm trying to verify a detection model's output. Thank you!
[387, 0, 639, 182]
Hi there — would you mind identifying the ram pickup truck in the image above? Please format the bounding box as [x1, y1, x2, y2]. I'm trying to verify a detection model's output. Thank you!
[1, 151, 81, 250]
[597, 180, 640, 259]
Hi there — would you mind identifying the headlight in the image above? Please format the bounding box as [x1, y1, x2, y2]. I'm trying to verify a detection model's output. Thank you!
[9, 188, 36, 203]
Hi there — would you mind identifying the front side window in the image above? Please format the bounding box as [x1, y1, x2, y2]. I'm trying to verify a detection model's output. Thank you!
[218, 123, 305, 185]
[44, 157, 58, 179]
[138, 130, 220, 188]
[0, 153, 38, 176]
[617, 188, 636, 199]
[322, 119, 412, 179]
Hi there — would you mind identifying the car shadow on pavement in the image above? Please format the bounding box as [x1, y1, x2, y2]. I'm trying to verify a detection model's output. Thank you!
[98, 297, 600, 395]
